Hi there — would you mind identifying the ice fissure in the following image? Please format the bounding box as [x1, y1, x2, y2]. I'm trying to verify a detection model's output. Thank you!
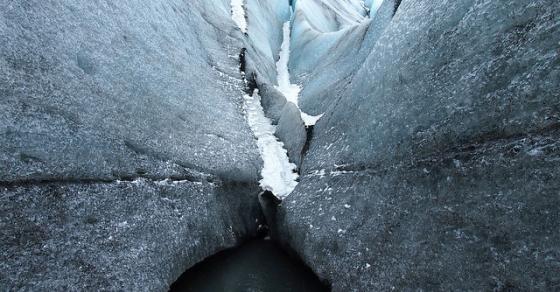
[242, 88, 299, 199]
[276, 21, 324, 126]
[2, 0, 558, 291]
[237, 0, 370, 201]
[234, 1, 319, 199]
[272, 1, 560, 291]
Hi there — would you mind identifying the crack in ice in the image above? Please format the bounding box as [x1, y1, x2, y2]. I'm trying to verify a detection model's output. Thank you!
[243, 89, 299, 199]
[275, 21, 323, 126]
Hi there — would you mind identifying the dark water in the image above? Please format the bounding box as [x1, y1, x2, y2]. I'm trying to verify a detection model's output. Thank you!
[170, 239, 329, 292]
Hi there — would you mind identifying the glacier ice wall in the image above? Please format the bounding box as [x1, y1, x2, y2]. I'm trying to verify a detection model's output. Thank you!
[290, 0, 398, 116]
[289, 0, 369, 85]
[277, 0, 560, 291]
[0, 0, 267, 290]
[1, 0, 559, 291]
[244, 0, 291, 85]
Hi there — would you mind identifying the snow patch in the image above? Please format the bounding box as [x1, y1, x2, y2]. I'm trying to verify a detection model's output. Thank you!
[275, 21, 323, 126]
[243, 89, 299, 199]
[231, 0, 247, 33]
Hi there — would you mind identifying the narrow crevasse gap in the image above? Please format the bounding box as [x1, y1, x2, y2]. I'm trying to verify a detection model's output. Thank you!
[243, 89, 299, 199]
[231, 0, 299, 200]
[231, 1, 303, 199]
[235, 0, 379, 200]
[275, 21, 323, 126]
[170, 1, 330, 290]
[238, 3, 326, 200]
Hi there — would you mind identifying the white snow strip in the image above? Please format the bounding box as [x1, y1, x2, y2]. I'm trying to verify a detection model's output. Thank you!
[231, 0, 247, 33]
[308, 168, 355, 177]
[243, 89, 299, 199]
[275, 21, 323, 126]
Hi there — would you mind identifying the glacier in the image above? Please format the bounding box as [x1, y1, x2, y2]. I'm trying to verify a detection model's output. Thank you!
[276, 0, 560, 291]
[0, 0, 269, 290]
[1, 0, 559, 291]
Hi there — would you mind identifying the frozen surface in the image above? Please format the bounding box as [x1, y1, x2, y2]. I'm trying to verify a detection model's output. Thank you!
[0, 179, 263, 291]
[231, 0, 247, 33]
[243, 0, 290, 86]
[2, 0, 558, 291]
[277, 0, 560, 291]
[0, 0, 263, 290]
[293, 0, 368, 33]
[0, 0, 261, 183]
[276, 22, 323, 126]
[288, 0, 372, 104]
[276, 23, 301, 106]
[290, 0, 397, 116]
[244, 90, 298, 199]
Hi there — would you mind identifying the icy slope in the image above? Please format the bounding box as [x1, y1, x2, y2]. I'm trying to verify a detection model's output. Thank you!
[276, 22, 323, 126]
[292, 0, 368, 32]
[294, 0, 396, 116]
[289, 0, 372, 97]
[277, 0, 560, 291]
[0, 0, 265, 290]
[244, 0, 291, 85]
[231, 0, 247, 33]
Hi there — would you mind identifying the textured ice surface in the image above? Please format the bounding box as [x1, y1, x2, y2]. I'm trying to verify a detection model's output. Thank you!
[243, 0, 290, 86]
[277, 0, 560, 291]
[289, 0, 372, 102]
[293, 0, 368, 33]
[290, 0, 397, 116]
[275, 22, 323, 126]
[0, 0, 263, 290]
[244, 90, 298, 199]
[2, 0, 558, 291]
[1, 180, 263, 291]
[0, 0, 261, 183]
[365, 0, 384, 14]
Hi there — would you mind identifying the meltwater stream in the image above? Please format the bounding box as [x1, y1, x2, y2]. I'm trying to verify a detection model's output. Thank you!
[170, 239, 328, 292]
